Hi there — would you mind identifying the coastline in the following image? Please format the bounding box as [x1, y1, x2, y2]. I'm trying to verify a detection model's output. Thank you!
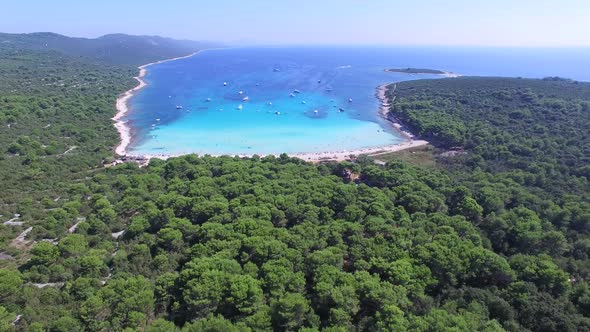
[113, 55, 428, 162]
[376, 83, 415, 140]
[123, 138, 429, 163]
[112, 52, 199, 156]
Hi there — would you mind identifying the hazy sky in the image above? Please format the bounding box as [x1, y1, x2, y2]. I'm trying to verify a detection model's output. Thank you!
[3, 0, 590, 46]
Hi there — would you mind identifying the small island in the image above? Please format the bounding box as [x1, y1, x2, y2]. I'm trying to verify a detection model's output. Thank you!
[385, 67, 447, 74]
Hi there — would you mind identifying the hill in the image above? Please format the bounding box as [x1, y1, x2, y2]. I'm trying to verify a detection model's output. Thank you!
[0, 32, 220, 66]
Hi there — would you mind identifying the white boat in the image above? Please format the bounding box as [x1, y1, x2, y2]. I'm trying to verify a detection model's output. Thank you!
[275, 111, 281, 115]
[206, 98, 212, 102]
[314, 110, 319, 114]
[237, 104, 243, 110]
[348, 98, 353, 102]
[301, 101, 306, 104]
[268, 102, 273, 106]
[238, 91, 244, 95]
[243, 96, 249, 101]
[176, 105, 183, 109]
[293, 89, 301, 94]
[223, 82, 228, 86]
[156, 118, 160, 121]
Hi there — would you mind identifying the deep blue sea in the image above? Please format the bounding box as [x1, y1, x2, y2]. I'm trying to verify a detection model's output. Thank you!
[124, 46, 590, 155]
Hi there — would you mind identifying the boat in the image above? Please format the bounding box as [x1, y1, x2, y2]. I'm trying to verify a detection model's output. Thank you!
[293, 89, 301, 94]
[275, 111, 281, 115]
[223, 82, 228, 86]
[318, 80, 321, 83]
[348, 98, 353, 102]
[156, 118, 160, 121]
[206, 98, 212, 102]
[238, 91, 244, 95]
[268, 102, 273, 106]
[339, 108, 345, 112]
[289, 93, 295, 97]
[313, 110, 319, 114]
[273, 68, 280, 72]
[237, 104, 243, 110]
[176, 105, 183, 109]
[301, 101, 306, 104]
[243, 96, 249, 101]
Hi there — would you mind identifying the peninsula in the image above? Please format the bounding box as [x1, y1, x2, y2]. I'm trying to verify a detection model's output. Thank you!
[386, 67, 446, 74]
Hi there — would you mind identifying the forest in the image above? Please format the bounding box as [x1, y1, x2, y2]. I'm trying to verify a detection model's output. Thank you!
[0, 35, 589, 331]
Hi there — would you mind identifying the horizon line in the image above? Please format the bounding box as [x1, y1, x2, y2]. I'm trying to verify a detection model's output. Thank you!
[3, 30, 590, 49]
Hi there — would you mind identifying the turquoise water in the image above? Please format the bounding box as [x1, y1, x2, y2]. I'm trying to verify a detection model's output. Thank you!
[125, 47, 590, 155]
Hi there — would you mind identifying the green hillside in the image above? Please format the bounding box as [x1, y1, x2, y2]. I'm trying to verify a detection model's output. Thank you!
[0, 32, 219, 66]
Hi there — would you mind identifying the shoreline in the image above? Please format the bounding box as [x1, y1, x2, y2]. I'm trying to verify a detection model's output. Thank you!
[376, 83, 415, 140]
[122, 138, 429, 163]
[113, 52, 200, 156]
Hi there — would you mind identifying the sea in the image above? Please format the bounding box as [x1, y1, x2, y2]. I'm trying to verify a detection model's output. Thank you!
[123, 46, 590, 156]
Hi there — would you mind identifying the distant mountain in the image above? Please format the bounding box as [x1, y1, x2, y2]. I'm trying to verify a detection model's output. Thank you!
[0, 32, 221, 66]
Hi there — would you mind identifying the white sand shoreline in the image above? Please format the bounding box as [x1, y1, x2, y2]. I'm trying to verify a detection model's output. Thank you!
[122, 138, 429, 163]
[113, 52, 200, 156]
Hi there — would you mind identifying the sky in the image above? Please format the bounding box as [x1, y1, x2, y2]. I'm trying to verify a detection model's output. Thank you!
[2, 0, 590, 47]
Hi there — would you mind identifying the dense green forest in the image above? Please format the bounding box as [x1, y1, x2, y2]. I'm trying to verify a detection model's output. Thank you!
[1, 34, 589, 331]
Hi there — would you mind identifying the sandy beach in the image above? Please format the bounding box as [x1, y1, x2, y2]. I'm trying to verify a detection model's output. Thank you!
[123, 138, 428, 163]
[113, 52, 199, 156]
[376, 83, 420, 140]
